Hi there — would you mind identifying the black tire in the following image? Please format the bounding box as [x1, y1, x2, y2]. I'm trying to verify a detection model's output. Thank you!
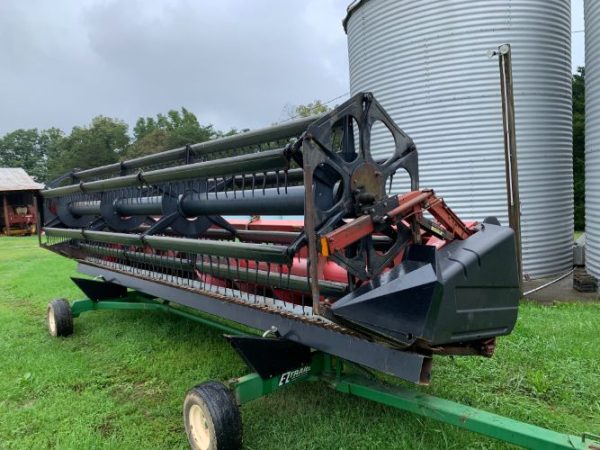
[183, 381, 242, 450]
[47, 299, 73, 337]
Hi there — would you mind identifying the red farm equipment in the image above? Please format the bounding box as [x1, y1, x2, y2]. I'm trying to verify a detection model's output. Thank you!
[38, 93, 597, 450]
[0, 169, 40, 236]
[2, 204, 37, 236]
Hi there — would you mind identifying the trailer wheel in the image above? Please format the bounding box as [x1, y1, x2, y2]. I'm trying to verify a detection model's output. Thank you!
[183, 381, 242, 450]
[47, 299, 73, 337]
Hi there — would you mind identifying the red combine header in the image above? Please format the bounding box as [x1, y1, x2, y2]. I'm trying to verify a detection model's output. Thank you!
[36, 93, 560, 450]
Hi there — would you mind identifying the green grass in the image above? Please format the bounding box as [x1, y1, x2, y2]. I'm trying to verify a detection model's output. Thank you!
[0, 237, 598, 449]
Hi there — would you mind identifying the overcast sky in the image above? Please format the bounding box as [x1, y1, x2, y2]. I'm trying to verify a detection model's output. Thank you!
[0, 0, 586, 137]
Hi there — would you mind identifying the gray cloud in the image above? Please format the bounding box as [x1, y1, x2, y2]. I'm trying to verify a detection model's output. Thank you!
[1, 0, 350, 135]
[0, 0, 584, 137]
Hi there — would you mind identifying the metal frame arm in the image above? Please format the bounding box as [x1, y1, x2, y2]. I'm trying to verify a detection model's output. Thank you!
[231, 351, 598, 450]
[320, 190, 473, 256]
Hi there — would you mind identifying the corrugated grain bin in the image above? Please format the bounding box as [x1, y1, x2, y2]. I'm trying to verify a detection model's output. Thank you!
[585, 0, 600, 280]
[344, 0, 573, 278]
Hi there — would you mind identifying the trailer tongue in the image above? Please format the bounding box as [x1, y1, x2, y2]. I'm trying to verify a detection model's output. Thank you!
[40, 93, 586, 450]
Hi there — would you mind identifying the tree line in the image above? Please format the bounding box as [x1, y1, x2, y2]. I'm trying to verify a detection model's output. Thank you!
[0, 107, 232, 183]
[0, 101, 329, 184]
[0, 87, 584, 229]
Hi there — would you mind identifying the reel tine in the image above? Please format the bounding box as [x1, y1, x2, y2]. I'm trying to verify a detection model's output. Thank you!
[276, 170, 280, 195]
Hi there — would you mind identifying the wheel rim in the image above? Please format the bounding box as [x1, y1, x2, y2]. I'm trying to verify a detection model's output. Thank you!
[48, 307, 57, 335]
[189, 403, 211, 450]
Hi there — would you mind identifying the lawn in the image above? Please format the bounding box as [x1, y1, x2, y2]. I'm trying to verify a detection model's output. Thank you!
[0, 237, 598, 449]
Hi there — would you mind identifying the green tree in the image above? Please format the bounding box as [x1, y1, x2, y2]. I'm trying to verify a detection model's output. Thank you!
[573, 67, 585, 230]
[43, 128, 67, 182]
[0, 129, 44, 181]
[132, 116, 158, 141]
[0, 127, 64, 181]
[126, 107, 217, 158]
[47, 116, 129, 179]
[292, 100, 331, 118]
[125, 129, 170, 159]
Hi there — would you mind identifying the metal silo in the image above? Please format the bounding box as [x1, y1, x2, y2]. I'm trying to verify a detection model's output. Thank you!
[585, 0, 600, 279]
[344, 0, 573, 279]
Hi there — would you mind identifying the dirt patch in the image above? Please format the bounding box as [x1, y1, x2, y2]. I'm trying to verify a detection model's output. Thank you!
[523, 272, 598, 303]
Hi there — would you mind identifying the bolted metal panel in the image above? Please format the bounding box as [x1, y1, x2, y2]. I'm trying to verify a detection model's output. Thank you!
[586, 0, 600, 279]
[345, 0, 573, 278]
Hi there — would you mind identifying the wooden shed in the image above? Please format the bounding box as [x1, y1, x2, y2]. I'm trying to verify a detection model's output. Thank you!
[0, 168, 44, 235]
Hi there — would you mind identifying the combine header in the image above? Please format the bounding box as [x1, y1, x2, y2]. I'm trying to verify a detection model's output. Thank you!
[39, 93, 595, 449]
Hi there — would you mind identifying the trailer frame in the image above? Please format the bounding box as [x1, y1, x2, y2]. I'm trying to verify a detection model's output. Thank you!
[53, 276, 599, 450]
